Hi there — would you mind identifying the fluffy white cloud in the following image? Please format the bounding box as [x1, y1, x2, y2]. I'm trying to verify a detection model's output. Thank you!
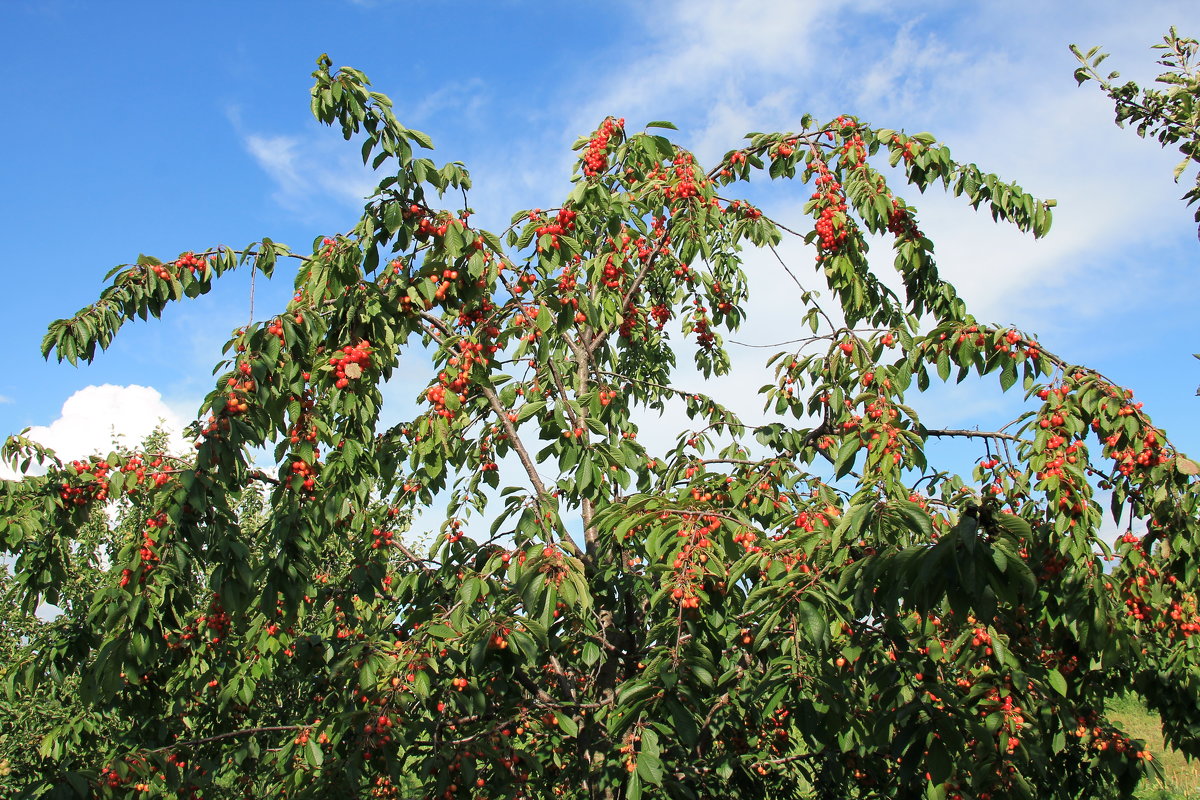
[2, 385, 189, 479]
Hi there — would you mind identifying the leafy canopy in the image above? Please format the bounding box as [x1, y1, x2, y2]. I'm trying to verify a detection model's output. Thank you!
[2, 49, 1198, 800]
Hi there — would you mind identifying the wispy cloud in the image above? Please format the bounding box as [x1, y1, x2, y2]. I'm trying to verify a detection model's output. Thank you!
[242, 132, 378, 220]
[233, 70, 490, 222]
[408, 78, 489, 125]
[566, 0, 835, 162]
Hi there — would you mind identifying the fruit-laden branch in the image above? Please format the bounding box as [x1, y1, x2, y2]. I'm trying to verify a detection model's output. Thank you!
[418, 311, 586, 560]
[42, 242, 306, 365]
[511, 663, 570, 707]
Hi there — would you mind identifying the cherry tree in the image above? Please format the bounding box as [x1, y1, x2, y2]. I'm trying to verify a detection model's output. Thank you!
[2, 54, 1198, 800]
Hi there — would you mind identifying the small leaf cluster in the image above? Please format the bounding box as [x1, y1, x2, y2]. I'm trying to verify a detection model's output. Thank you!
[1072, 28, 1200, 232]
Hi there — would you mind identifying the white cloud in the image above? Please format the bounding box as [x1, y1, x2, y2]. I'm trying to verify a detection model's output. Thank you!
[409, 78, 489, 126]
[1, 385, 189, 479]
[244, 134, 303, 200]
[565, 0, 835, 164]
[244, 132, 378, 219]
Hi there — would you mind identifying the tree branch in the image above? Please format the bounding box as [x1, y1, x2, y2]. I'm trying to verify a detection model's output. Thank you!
[920, 427, 1022, 442]
[146, 725, 304, 753]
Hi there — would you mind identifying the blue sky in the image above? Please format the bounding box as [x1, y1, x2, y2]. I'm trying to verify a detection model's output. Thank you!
[1, 0, 1197, 486]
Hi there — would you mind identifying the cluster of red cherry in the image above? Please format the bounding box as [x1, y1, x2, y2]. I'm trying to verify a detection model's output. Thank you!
[290, 458, 319, 496]
[428, 341, 486, 418]
[809, 160, 850, 252]
[723, 199, 762, 219]
[791, 509, 834, 534]
[197, 595, 231, 643]
[416, 215, 450, 240]
[428, 267, 464, 303]
[599, 249, 626, 289]
[669, 514, 721, 608]
[145, 251, 209, 282]
[265, 312, 303, 343]
[532, 207, 577, 252]
[225, 362, 256, 415]
[287, 389, 317, 445]
[887, 199, 921, 239]
[176, 251, 207, 274]
[688, 300, 715, 349]
[98, 761, 138, 789]
[117, 453, 170, 493]
[330, 340, 372, 390]
[60, 459, 111, 506]
[1094, 391, 1163, 477]
[661, 150, 704, 203]
[140, 512, 166, 564]
[453, 299, 502, 356]
[370, 527, 397, 550]
[581, 117, 622, 177]
[890, 132, 917, 163]
[835, 117, 867, 162]
[119, 512, 168, 587]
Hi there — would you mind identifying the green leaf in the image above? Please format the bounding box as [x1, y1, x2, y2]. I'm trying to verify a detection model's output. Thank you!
[636, 752, 664, 785]
[383, 202, 404, 233]
[797, 600, 829, 644]
[553, 710, 579, 737]
[937, 350, 950, 381]
[834, 437, 860, 477]
[627, 768, 643, 800]
[999, 362, 1017, 392]
[306, 738, 324, 767]
[408, 128, 435, 149]
[1047, 668, 1068, 696]
[424, 623, 459, 640]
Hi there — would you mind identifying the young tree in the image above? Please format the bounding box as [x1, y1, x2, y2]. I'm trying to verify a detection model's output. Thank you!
[3, 55, 1198, 799]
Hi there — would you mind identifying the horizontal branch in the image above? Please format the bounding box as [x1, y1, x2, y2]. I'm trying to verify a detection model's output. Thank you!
[920, 427, 1021, 442]
[147, 724, 303, 753]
